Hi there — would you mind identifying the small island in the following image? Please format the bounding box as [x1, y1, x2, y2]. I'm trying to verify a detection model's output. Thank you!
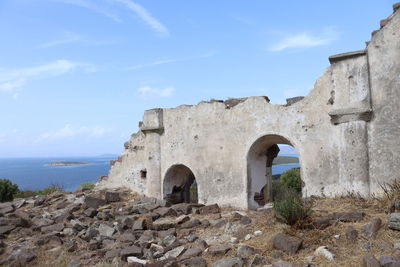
[44, 161, 91, 167]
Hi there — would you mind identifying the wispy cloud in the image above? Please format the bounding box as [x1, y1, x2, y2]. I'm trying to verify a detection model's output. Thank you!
[55, 0, 121, 22]
[39, 32, 118, 49]
[111, 0, 169, 37]
[269, 27, 339, 51]
[138, 85, 175, 98]
[36, 124, 111, 142]
[0, 60, 96, 92]
[128, 52, 216, 70]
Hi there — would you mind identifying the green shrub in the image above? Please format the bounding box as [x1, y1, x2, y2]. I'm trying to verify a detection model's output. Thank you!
[36, 183, 64, 195]
[273, 191, 313, 226]
[79, 182, 95, 190]
[0, 178, 19, 202]
[14, 190, 37, 198]
[280, 168, 302, 193]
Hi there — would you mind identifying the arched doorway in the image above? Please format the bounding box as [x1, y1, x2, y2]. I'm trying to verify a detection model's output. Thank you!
[163, 164, 198, 204]
[247, 134, 301, 209]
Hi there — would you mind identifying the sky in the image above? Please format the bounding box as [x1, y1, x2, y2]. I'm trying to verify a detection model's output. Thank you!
[0, 0, 395, 157]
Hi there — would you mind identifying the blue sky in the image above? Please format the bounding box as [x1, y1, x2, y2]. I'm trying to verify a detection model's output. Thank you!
[0, 0, 395, 157]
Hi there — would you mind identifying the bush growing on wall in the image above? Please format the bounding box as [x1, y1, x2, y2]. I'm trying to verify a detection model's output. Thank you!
[0, 178, 19, 202]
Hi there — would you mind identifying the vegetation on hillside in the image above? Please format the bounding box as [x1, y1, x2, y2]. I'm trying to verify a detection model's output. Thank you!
[0, 178, 19, 202]
[272, 156, 299, 165]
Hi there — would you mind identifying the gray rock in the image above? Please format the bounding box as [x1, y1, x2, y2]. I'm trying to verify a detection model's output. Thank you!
[34, 195, 46, 206]
[249, 254, 267, 266]
[83, 208, 97, 218]
[98, 224, 115, 237]
[272, 261, 293, 267]
[363, 254, 380, 267]
[199, 204, 220, 214]
[213, 257, 243, 267]
[163, 245, 186, 259]
[180, 257, 207, 267]
[0, 225, 16, 235]
[41, 223, 64, 233]
[181, 218, 201, 229]
[362, 218, 382, 239]
[332, 212, 365, 222]
[105, 248, 121, 260]
[271, 233, 303, 255]
[208, 244, 232, 256]
[84, 196, 106, 209]
[240, 216, 252, 225]
[0, 203, 14, 214]
[132, 217, 146, 230]
[105, 191, 120, 203]
[180, 247, 203, 259]
[162, 235, 177, 247]
[345, 226, 358, 242]
[379, 255, 400, 267]
[120, 245, 142, 260]
[389, 213, 400, 230]
[154, 207, 178, 217]
[237, 243, 261, 259]
[153, 217, 177, 231]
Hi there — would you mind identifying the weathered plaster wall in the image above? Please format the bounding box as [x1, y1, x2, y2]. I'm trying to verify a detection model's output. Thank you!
[98, 5, 400, 210]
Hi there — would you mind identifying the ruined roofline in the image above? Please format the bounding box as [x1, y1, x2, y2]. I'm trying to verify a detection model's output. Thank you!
[329, 2, 400, 64]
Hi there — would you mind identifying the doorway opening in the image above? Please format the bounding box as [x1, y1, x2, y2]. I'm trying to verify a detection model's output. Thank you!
[163, 164, 198, 204]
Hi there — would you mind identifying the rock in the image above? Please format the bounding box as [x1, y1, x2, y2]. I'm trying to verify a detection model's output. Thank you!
[105, 248, 121, 260]
[245, 234, 252, 241]
[176, 215, 190, 224]
[153, 217, 177, 231]
[237, 243, 261, 259]
[186, 233, 198, 242]
[154, 207, 178, 217]
[363, 241, 373, 251]
[254, 230, 262, 237]
[163, 245, 186, 259]
[395, 243, 400, 249]
[240, 216, 252, 225]
[210, 218, 227, 228]
[84, 196, 106, 209]
[171, 203, 194, 215]
[41, 223, 64, 233]
[0, 225, 16, 235]
[14, 210, 30, 220]
[199, 204, 220, 214]
[83, 208, 98, 217]
[162, 235, 177, 247]
[180, 218, 201, 229]
[132, 217, 146, 230]
[120, 232, 136, 243]
[98, 224, 115, 237]
[105, 191, 120, 203]
[388, 213, 400, 230]
[158, 228, 176, 239]
[88, 240, 102, 250]
[362, 218, 382, 239]
[66, 241, 77, 252]
[333, 234, 340, 239]
[271, 233, 303, 255]
[332, 212, 364, 222]
[0, 203, 14, 214]
[195, 239, 208, 251]
[394, 2, 400, 12]
[314, 246, 334, 261]
[313, 217, 333, 229]
[34, 195, 47, 206]
[345, 226, 358, 242]
[180, 247, 203, 259]
[208, 244, 232, 256]
[271, 261, 293, 267]
[272, 251, 283, 259]
[121, 245, 142, 260]
[213, 257, 244, 267]
[180, 257, 207, 267]
[231, 237, 239, 244]
[379, 255, 400, 267]
[10, 248, 36, 265]
[127, 256, 147, 265]
[249, 254, 267, 266]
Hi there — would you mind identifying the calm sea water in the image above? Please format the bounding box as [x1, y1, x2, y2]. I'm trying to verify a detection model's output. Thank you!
[0, 156, 299, 192]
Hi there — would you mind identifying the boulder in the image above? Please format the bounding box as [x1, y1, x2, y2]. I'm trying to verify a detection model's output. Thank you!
[120, 245, 142, 260]
[208, 244, 232, 256]
[237, 244, 261, 259]
[213, 257, 244, 267]
[362, 218, 382, 239]
[388, 213, 400, 230]
[345, 226, 358, 242]
[105, 191, 120, 203]
[84, 196, 106, 209]
[152, 217, 177, 231]
[271, 233, 302, 255]
[332, 212, 364, 222]
[199, 204, 220, 214]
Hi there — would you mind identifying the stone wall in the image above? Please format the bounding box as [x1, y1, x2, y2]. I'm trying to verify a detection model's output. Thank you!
[98, 5, 400, 210]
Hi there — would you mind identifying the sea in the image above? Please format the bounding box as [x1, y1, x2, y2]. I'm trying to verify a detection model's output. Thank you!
[0, 155, 299, 192]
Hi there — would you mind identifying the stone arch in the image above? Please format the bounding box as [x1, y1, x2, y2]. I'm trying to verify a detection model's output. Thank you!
[246, 134, 301, 209]
[163, 164, 198, 204]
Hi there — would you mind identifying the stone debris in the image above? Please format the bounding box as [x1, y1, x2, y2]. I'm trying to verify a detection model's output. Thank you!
[314, 246, 335, 261]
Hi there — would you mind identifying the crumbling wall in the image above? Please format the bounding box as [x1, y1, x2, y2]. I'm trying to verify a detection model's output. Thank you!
[99, 5, 400, 209]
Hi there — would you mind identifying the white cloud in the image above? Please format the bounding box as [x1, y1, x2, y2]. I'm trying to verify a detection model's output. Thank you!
[128, 52, 215, 70]
[36, 124, 111, 142]
[269, 27, 339, 51]
[138, 85, 175, 98]
[0, 60, 96, 92]
[55, 0, 121, 22]
[111, 0, 169, 37]
[39, 32, 119, 49]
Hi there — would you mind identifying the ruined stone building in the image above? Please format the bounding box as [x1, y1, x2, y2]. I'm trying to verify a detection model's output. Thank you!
[99, 4, 400, 210]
